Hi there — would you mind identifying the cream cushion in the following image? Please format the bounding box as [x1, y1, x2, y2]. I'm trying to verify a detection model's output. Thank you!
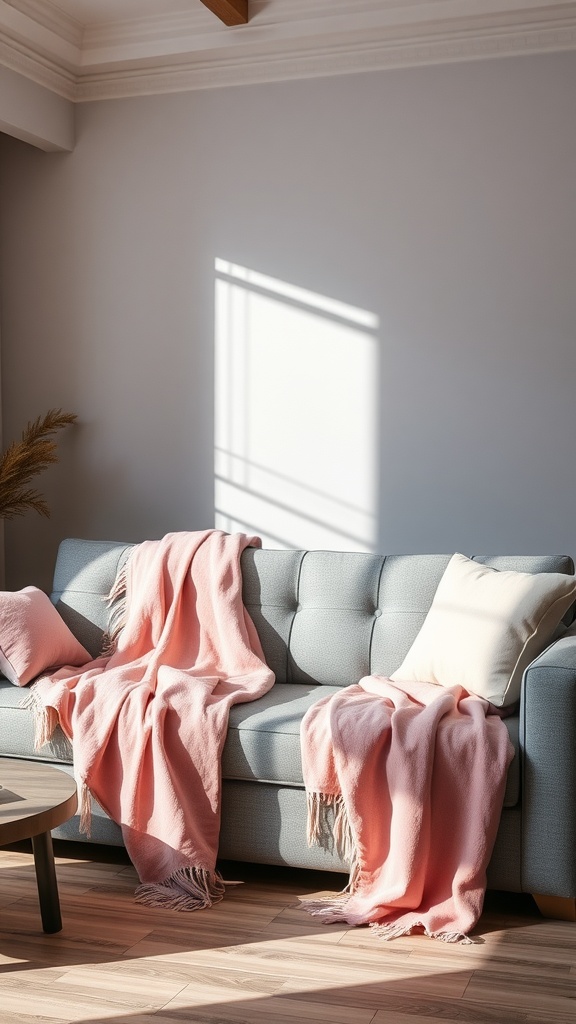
[390, 553, 576, 707]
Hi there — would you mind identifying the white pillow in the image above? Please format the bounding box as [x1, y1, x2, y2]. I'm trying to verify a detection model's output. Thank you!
[390, 553, 576, 707]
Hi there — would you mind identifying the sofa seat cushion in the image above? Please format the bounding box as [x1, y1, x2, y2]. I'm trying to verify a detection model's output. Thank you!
[0, 678, 520, 808]
[222, 681, 520, 808]
[223, 683, 340, 786]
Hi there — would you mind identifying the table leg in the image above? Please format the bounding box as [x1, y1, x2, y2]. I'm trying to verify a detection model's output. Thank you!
[31, 831, 62, 933]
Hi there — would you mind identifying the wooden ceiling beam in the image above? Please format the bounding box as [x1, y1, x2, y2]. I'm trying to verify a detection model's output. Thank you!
[199, 1, 248, 26]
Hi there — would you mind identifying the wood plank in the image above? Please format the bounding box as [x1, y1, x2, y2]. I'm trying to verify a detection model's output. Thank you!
[260, 906, 346, 942]
[463, 969, 576, 1021]
[372, 1006, 531, 1024]
[199, 0, 248, 27]
[0, 1015, 69, 1024]
[281, 966, 472, 1003]
[52, 964, 187, 1006]
[165, 984, 375, 1024]
[0, 982, 150, 1022]
[372, 1010, 529, 1024]
[1, 846, 576, 1024]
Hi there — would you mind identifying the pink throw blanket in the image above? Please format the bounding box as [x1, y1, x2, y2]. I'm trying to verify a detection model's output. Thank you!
[300, 675, 514, 941]
[30, 530, 274, 909]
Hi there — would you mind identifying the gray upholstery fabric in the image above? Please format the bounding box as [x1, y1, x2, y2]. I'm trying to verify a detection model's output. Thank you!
[220, 784, 523, 888]
[1, 537, 571, 899]
[0, 676, 521, 807]
[224, 683, 340, 786]
[502, 715, 519, 808]
[224, 680, 520, 808]
[241, 548, 304, 682]
[473, 554, 574, 574]
[52, 539, 134, 658]
[242, 549, 575, 685]
[50, 541, 575, 686]
[288, 552, 381, 685]
[371, 555, 452, 675]
[521, 633, 576, 897]
[48, 770, 524, 889]
[218, 781, 352, 872]
[486, 807, 523, 893]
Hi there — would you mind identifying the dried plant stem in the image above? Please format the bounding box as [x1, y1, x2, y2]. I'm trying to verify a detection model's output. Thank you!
[0, 409, 77, 520]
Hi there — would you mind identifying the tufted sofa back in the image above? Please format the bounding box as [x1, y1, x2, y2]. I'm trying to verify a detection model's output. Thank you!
[51, 539, 574, 684]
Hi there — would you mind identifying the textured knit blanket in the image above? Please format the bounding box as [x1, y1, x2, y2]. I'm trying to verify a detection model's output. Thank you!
[300, 675, 514, 942]
[30, 530, 274, 909]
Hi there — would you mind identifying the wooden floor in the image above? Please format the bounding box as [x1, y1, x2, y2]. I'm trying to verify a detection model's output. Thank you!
[0, 842, 575, 1024]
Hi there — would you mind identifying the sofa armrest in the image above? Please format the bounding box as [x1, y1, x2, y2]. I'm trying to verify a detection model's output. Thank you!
[520, 633, 576, 897]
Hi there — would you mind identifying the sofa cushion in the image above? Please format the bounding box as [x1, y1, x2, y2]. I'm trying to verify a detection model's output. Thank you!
[0, 678, 520, 808]
[223, 683, 341, 785]
[50, 541, 574, 688]
[51, 539, 135, 658]
[391, 553, 576, 707]
[222, 681, 520, 808]
[0, 587, 90, 686]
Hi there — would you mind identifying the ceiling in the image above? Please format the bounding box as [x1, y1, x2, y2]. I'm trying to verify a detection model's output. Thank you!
[1, 0, 575, 102]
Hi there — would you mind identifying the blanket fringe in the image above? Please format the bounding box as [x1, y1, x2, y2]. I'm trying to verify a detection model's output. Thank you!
[370, 920, 473, 944]
[78, 781, 92, 837]
[299, 900, 473, 942]
[100, 558, 130, 656]
[303, 793, 474, 943]
[19, 687, 59, 751]
[299, 892, 352, 923]
[303, 790, 361, 922]
[306, 790, 356, 868]
[135, 867, 226, 912]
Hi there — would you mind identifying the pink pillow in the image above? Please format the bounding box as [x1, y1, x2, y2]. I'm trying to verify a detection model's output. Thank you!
[0, 586, 90, 686]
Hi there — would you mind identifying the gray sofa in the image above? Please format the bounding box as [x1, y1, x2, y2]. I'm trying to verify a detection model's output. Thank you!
[2, 539, 576, 920]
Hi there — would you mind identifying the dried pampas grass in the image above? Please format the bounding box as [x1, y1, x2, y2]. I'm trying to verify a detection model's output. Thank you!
[0, 409, 77, 520]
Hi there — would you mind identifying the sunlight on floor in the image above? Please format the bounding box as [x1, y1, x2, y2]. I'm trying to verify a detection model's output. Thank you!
[2, 846, 574, 1023]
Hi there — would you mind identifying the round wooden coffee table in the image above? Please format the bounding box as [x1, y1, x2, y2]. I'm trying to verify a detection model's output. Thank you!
[0, 757, 78, 933]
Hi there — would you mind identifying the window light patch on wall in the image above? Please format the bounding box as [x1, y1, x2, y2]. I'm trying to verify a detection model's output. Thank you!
[214, 259, 379, 552]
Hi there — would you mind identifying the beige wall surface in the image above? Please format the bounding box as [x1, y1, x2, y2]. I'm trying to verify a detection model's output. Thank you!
[0, 66, 74, 152]
[1, 52, 575, 592]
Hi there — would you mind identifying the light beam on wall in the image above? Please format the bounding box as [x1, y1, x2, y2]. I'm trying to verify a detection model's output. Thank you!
[214, 259, 379, 551]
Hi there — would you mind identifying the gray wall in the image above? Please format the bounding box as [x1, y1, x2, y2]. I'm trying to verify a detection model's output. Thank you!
[0, 65, 74, 152]
[1, 52, 576, 592]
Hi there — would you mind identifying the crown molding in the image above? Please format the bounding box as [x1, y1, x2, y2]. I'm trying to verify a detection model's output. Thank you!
[0, 33, 76, 100]
[5, 0, 83, 46]
[0, 1, 575, 102]
[0, 0, 78, 98]
[74, 21, 576, 102]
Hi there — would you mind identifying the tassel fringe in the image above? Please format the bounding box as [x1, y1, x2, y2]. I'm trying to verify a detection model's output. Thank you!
[78, 781, 92, 837]
[135, 866, 226, 911]
[306, 788, 359, 893]
[371, 920, 473, 944]
[303, 790, 474, 943]
[302, 789, 360, 923]
[306, 790, 356, 867]
[100, 558, 130, 656]
[19, 687, 59, 751]
[299, 900, 473, 943]
[298, 892, 351, 923]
